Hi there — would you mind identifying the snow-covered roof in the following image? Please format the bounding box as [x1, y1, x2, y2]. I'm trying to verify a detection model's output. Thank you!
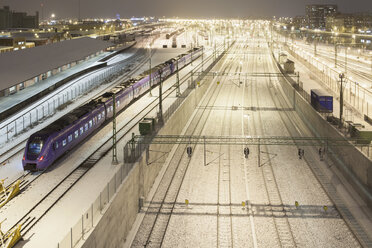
[0, 37, 113, 91]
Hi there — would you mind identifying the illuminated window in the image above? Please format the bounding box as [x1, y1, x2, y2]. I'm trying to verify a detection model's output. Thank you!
[89, 120, 93, 128]
[68, 135, 73, 142]
[85, 123, 88, 131]
[80, 127, 84, 135]
[62, 139, 67, 146]
[74, 130, 79, 139]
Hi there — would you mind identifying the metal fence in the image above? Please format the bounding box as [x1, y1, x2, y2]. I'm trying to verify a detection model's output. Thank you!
[58, 42, 230, 248]
[285, 44, 372, 119]
[272, 50, 372, 159]
[0, 59, 136, 147]
[124, 48, 228, 164]
[57, 162, 135, 248]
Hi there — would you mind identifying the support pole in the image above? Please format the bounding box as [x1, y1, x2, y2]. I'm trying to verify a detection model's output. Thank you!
[204, 136, 206, 166]
[112, 93, 118, 165]
[149, 47, 152, 97]
[258, 141, 261, 167]
[176, 60, 180, 97]
[339, 73, 345, 129]
[335, 44, 338, 68]
[202, 46, 204, 72]
[345, 47, 348, 74]
[158, 70, 163, 125]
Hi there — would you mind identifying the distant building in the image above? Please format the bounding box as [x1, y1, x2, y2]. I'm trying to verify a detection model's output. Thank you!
[0, 37, 35, 53]
[326, 13, 355, 33]
[306, 4, 338, 30]
[292, 16, 307, 29]
[354, 13, 372, 33]
[0, 6, 39, 30]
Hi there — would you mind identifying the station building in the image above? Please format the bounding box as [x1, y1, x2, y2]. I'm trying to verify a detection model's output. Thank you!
[0, 37, 113, 97]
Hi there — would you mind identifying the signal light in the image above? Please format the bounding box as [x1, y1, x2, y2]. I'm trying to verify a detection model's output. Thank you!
[23, 155, 25, 161]
[39, 156, 44, 161]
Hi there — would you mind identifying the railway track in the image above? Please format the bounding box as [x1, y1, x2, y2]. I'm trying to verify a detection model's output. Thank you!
[241, 41, 259, 248]
[131, 45, 237, 247]
[0, 44, 150, 170]
[270, 43, 372, 247]
[216, 59, 236, 248]
[250, 42, 297, 247]
[1, 46, 219, 243]
[0, 47, 151, 210]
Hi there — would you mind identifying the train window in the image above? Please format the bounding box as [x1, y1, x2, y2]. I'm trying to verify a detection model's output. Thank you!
[85, 123, 88, 131]
[55, 141, 59, 150]
[117, 101, 120, 106]
[28, 137, 44, 155]
[89, 120, 93, 128]
[74, 130, 79, 139]
[102, 111, 105, 117]
[93, 117, 96, 125]
[68, 135, 73, 142]
[98, 114, 101, 120]
[80, 127, 84, 135]
[62, 139, 67, 146]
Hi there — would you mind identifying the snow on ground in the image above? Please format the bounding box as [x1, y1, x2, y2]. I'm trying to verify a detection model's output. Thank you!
[0, 38, 160, 186]
[7, 33, 216, 247]
[128, 32, 368, 248]
[272, 40, 372, 241]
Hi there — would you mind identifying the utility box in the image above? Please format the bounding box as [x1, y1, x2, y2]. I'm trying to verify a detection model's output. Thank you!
[279, 53, 287, 64]
[139, 120, 153, 135]
[172, 37, 177, 48]
[284, 59, 295, 74]
[355, 128, 372, 144]
[143, 117, 156, 131]
[350, 124, 372, 144]
[311, 89, 333, 113]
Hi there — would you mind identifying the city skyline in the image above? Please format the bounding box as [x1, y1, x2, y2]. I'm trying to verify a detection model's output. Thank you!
[1, 0, 372, 19]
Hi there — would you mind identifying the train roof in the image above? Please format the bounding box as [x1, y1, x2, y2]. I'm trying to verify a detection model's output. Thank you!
[311, 89, 332, 97]
[37, 100, 102, 135]
[164, 58, 176, 64]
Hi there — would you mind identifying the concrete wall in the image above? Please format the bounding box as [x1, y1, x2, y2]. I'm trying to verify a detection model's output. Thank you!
[81, 49, 228, 248]
[273, 54, 372, 207]
[81, 87, 205, 248]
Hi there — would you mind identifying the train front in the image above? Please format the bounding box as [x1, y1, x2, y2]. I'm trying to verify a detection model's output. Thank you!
[22, 133, 52, 171]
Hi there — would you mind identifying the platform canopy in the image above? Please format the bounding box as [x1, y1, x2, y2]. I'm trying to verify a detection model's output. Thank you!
[0, 37, 113, 91]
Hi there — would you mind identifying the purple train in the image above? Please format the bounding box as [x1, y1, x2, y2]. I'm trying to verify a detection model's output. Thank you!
[23, 47, 203, 171]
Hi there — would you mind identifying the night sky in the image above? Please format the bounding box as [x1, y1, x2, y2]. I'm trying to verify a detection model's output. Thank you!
[1, 0, 372, 19]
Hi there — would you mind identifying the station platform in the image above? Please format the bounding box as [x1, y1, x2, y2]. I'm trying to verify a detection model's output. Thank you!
[0, 42, 136, 123]
[283, 49, 372, 145]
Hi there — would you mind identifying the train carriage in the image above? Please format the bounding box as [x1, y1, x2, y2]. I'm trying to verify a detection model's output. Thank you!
[22, 47, 203, 171]
[23, 100, 106, 171]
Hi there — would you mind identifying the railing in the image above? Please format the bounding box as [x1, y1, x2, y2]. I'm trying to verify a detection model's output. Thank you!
[0, 53, 140, 148]
[57, 162, 134, 248]
[272, 48, 372, 159]
[283, 42, 372, 120]
[58, 40, 231, 248]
